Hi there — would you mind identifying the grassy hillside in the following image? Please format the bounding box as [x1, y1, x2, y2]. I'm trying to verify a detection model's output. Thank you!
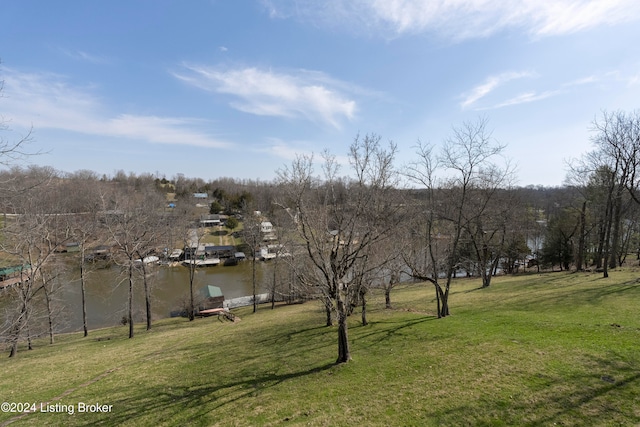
[1, 270, 640, 426]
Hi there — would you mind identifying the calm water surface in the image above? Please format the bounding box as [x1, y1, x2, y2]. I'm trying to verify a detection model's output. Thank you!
[58, 260, 269, 333]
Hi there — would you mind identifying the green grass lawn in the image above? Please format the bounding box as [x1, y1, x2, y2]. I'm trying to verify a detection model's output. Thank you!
[201, 225, 242, 246]
[1, 270, 640, 426]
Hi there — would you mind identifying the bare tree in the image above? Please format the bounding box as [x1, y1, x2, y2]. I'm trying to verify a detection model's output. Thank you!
[586, 111, 640, 276]
[262, 207, 298, 310]
[404, 142, 451, 317]
[102, 184, 165, 337]
[39, 263, 67, 345]
[276, 134, 401, 363]
[405, 118, 512, 315]
[369, 237, 407, 310]
[173, 201, 207, 321]
[463, 184, 517, 287]
[1, 168, 70, 356]
[65, 171, 105, 337]
[241, 211, 263, 313]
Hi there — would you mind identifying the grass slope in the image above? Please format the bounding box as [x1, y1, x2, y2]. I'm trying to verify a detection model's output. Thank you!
[1, 270, 640, 426]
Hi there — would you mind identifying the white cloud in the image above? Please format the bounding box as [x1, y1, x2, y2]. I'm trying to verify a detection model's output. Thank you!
[563, 76, 599, 87]
[258, 137, 350, 171]
[106, 115, 230, 148]
[460, 71, 534, 109]
[490, 90, 562, 109]
[462, 71, 601, 110]
[261, 137, 314, 161]
[605, 67, 640, 87]
[1, 68, 229, 148]
[530, 1, 634, 36]
[174, 65, 357, 128]
[263, 0, 640, 40]
[58, 48, 110, 64]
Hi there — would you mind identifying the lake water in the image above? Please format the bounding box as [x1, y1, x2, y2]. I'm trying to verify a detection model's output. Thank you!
[57, 260, 270, 333]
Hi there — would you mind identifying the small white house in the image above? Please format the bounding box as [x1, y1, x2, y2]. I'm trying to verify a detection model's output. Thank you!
[200, 214, 221, 227]
[260, 221, 273, 233]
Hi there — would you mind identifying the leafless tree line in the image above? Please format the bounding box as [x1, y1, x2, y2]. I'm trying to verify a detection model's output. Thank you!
[561, 110, 640, 276]
[3, 109, 640, 363]
[0, 117, 549, 362]
[0, 167, 200, 356]
[272, 113, 640, 364]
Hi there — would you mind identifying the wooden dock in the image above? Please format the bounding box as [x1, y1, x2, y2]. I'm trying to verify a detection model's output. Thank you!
[0, 276, 26, 290]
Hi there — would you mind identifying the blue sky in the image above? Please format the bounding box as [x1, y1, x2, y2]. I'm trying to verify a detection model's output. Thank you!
[1, 1, 640, 186]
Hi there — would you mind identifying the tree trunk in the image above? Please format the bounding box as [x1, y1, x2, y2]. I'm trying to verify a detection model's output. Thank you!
[288, 269, 295, 304]
[595, 222, 605, 269]
[619, 213, 634, 266]
[128, 263, 134, 338]
[27, 323, 33, 351]
[188, 262, 196, 321]
[601, 169, 617, 277]
[575, 201, 586, 271]
[385, 287, 392, 309]
[43, 277, 55, 345]
[603, 203, 613, 278]
[80, 249, 88, 337]
[360, 289, 368, 326]
[439, 285, 450, 317]
[9, 336, 18, 358]
[271, 257, 278, 309]
[481, 268, 491, 288]
[324, 296, 333, 327]
[8, 313, 25, 357]
[8, 299, 28, 358]
[336, 296, 351, 364]
[144, 272, 152, 331]
[609, 191, 623, 269]
[252, 251, 257, 313]
[139, 261, 152, 331]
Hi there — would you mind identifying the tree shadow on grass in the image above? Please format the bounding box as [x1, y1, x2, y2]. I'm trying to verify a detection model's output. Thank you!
[242, 321, 333, 351]
[354, 316, 438, 347]
[83, 362, 336, 427]
[499, 281, 640, 314]
[462, 271, 640, 317]
[433, 353, 640, 426]
[463, 286, 487, 293]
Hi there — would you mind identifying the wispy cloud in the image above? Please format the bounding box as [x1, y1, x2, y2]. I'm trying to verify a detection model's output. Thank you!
[489, 90, 562, 109]
[563, 75, 599, 87]
[261, 137, 314, 161]
[106, 115, 229, 148]
[460, 71, 534, 109]
[1, 68, 229, 148]
[262, 0, 640, 40]
[469, 69, 639, 110]
[603, 68, 640, 87]
[58, 48, 111, 64]
[259, 137, 350, 168]
[174, 64, 357, 128]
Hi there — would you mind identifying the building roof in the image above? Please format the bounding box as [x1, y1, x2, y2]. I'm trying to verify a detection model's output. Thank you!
[204, 245, 236, 252]
[0, 265, 29, 276]
[201, 285, 223, 298]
